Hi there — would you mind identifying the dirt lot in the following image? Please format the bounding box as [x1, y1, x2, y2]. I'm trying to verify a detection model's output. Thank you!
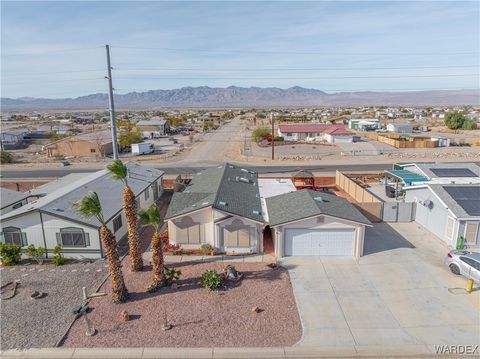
[62, 261, 302, 348]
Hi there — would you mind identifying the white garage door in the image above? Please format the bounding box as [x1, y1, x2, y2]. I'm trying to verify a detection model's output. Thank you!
[285, 228, 355, 256]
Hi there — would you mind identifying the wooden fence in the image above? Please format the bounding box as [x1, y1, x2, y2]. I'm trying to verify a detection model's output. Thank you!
[335, 171, 383, 222]
[365, 132, 437, 149]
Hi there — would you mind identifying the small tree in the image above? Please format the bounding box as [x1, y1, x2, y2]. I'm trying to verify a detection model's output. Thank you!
[252, 127, 271, 142]
[138, 204, 166, 292]
[118, 128, 143, 148]
[107, 160, 143, 272]
[74, 192, 128, 303]
[444, 112, 466, 130]
[462, 119, 477, 130]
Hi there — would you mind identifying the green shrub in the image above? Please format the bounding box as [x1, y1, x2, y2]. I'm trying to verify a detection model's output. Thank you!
[164, 267, 182, 283]
[462, 119, 477, 130]
[27, 244, 46, 263]
[252, 127, 271, 142]
[0, 243, 22, 266]
[0, 151, 13, 164]
[274, 136, 284, 142]
[444, 111, 466, 130]
[200, 270, 223, 290]
[52, 245, 66, 266]
[200, 244, 215, 256]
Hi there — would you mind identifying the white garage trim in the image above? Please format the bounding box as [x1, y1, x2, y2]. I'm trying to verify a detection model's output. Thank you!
[284, 228, 355, 256]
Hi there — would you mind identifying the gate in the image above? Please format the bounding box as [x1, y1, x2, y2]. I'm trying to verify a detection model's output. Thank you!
[382, 202, 416, 222]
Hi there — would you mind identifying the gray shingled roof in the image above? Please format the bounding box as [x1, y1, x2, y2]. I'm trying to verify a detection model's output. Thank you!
[266, 189, 371, 226]
[137, 119, 167, 126]
[1, 163, 164, 227]
[165, 163, 263, 222]
[0, 188, 29, 209]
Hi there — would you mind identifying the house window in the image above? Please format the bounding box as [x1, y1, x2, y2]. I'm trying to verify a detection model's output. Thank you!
[136, 197, 141, 209]
[223, 220, 251, 248]
[286, 133, 292, 136]
[113, 215, 122, 233]
[57, 227, 89, 247]
[445, 217, 455, 239]
[1, 227, 27, 246]
[153, 181, 159, 200]
[90, 148, 96, 153]
[144, 188, 150, 200]
[465, 223, 478, 244]
[174, 216, 202, 244]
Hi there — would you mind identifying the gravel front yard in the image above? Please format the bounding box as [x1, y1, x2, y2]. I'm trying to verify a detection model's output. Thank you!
[0, 260, 108, 350]
[62, 261, 302, 347]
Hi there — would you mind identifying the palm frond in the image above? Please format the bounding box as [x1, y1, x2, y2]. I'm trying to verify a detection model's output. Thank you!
[106, 159, 128, 184]
[138, 204, 161, 230]
[73, 191, 105, 225]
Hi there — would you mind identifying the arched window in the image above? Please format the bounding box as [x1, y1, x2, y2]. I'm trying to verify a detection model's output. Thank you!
[1, 227, 27, 246]
[56, 227, 90, 247]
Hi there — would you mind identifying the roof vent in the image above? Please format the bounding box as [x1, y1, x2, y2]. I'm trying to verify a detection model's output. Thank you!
[52, 207, 64, 212]
[240, 168, 249, 173]
[314, 196, 324, 202]
[238, 177, 252, 184]
[253, 210, 261, 215]
[218, 201, 228, 206]
[202, 202, 209, 205]
[192, 204, 197, 207]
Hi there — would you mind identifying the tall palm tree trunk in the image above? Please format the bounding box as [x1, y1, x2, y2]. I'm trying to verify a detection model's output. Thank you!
[124, 187, 143, 271]
[100, 226, 128, 303]
[151, 231, 166, 286]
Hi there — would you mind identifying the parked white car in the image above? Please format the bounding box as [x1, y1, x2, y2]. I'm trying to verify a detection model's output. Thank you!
[445, 250, 480, 283]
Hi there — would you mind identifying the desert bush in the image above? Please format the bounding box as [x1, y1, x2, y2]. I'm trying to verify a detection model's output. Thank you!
[52, 245, 66, 266]
[200, 269, 223, 290]
[462, 119, 477, 130]
[164, 267, 182, 283]
[0, 243, 22, 266]
[200, 244, 215, 256]
[27, 244, 46, 264]
[252, 127, 271, 142]
[0, 151, 13, 164]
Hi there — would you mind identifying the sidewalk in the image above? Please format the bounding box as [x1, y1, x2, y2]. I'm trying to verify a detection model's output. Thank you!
[0, 345, 459, 358]
[143, 252, 276, 264]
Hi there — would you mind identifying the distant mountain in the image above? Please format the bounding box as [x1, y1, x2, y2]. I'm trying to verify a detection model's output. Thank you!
[1, 86, 478, 111]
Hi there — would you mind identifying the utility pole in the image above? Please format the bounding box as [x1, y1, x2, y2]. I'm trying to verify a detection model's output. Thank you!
[105, 44, 119, 160]
[271, 112, 275, 160]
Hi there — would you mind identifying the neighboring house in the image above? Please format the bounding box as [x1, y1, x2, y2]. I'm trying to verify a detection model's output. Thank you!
[404, 184, 480, 248]
[165, 164, 264, 255]
[0, 188, 29, 215]
[44, 130, 113, 158]
[348, 118, 380, 131]
[396, 163, 480, 185]
[0, 163, 164, 258]
[265, 190, 371, 257]
[277, 124, 355, 143]
[0, 131, 25, 150]
[137, 118, 170, 139]
[386, 123, 413, 133]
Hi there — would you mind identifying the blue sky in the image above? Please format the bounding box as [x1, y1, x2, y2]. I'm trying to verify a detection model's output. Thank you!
[1, 1, 479, 98]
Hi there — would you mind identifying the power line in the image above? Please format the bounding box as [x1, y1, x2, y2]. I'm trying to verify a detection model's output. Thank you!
[115, 65, 479, 72]
[113, 46, 478, 56]
[115, 73, 478, 80]
[3, 46, 104, 56]
[13, 78, 105, 85]
[2, 69, 105, 78]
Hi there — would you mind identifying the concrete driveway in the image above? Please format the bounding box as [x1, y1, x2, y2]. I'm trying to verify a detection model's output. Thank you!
[280, 222, 480, 348]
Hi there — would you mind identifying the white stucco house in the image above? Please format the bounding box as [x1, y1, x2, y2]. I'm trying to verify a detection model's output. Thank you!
[386, 123, 413, 133]
[277, 124, 356, 143]
[0, 163, 164, 259]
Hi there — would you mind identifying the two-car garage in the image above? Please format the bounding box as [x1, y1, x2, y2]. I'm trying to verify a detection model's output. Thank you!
[284, 228, 355, 256]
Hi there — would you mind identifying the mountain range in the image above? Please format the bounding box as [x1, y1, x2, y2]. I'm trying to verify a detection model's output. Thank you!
[1, 86, 479, 111]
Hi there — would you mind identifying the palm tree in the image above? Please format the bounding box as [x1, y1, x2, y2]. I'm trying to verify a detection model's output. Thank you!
[73, 192, 128, 303]
[107, 160, 143, 272]
[138, 204, 165, 292]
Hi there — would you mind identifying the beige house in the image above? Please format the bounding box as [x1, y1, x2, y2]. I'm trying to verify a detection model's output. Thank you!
[45, 131, 113, 158]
